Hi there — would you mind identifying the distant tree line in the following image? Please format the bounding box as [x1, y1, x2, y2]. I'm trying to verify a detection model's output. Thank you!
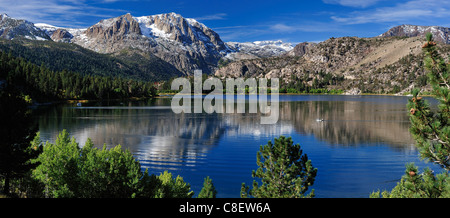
[278, 71, 345, 94]
[0, 51, 157, 102]
[159, 72, 344, 95]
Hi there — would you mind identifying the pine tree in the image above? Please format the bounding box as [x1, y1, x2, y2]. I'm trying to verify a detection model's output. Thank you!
[198, 176, 217, 198]
[371, 163, 450, 198]
[408, 33, 450, 170]
[371, 33, 450, 198]
[241, 136, 317, 198]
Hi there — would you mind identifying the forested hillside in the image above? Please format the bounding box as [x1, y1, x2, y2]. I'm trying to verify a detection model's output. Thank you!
[0, 38, 183, 82]
[0, 51, 157, 102]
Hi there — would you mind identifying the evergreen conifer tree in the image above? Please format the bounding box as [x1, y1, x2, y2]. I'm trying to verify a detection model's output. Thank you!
[241, 136, 317, 198]
[198, 176, 217, 198]
[371, 33, 450, 198]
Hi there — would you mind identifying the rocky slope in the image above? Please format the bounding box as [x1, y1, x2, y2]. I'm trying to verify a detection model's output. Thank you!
[6, 13, 294, 76]
[380, 24, 450, 44]
[285, 42, 316, 57]
[215, 24, 450, 94]
[215, 35, 450, 94]
[0, 14, 50, 40]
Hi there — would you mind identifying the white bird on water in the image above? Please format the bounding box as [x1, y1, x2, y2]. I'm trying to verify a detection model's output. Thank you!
[316, 118, 324, 122]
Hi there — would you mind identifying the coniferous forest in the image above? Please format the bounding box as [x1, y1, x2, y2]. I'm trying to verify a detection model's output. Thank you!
[0, 50, 157, 102]
[0, 38, 183, 82]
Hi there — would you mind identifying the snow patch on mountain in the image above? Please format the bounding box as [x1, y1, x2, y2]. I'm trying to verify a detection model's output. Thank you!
[224, 40, 294, 60]
[35, 23, 58, 34]
[134, 16, 172, 39]
[380, 24, 450, 44]
[35, 23, 85, 36]
[0, 14, 50, 40]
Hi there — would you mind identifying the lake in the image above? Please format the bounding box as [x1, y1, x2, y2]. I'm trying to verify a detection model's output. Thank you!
[33, 94, 441, 198]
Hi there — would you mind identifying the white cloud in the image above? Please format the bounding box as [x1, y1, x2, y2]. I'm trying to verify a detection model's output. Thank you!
[323, 0, 383, 8]
[331, 0, 450, 25]
[193, 13, 227, 21]
[214, 25, 267, 41]
[269, 22, 347, 33]
[270, 24, 295, 32]
[214, 21, 347, 42]
[0, 0, 126, 27]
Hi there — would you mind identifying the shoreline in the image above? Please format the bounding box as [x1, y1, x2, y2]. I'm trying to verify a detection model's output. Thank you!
[156, 92, 435, 97]
[31, 92, 436, 108]
[31, 96, 155, 107]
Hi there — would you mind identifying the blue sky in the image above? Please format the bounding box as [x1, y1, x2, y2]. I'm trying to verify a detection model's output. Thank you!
[1, 0, 449, 43]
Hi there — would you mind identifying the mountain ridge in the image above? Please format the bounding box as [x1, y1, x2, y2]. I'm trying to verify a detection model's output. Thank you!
[31, 12, 293, 75]
[216, 35, 450, 94]
[1, 12, 449, 94]
[0, 13, 51, 41]
[380, 24, 450, 44]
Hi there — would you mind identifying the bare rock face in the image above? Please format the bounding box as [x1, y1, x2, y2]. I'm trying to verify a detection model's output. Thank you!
[50, 29, 73, 42]
[215, 60, 261, 78]
[344, 88, 361, 95]
[72, 13, 148, 54]
[286, 42, 316, 57]
[85, 13, 141, 41]
[68, 13, 232, 75]
[380, 24, 450, 44]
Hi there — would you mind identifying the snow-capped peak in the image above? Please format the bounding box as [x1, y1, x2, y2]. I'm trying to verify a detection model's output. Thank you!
[225, 40, 294, 59]
[132, 12, 229, 52]
[133, 15, 173, 39]
[35, 23, 59, 35]
[221, 40, 294, 61]
[35, 23, 59, 29]
[380, 24, 450, 44]
[0, 13, 9, 19]
[34, 23, 85, 40]
[253, 40, 294, 51]
[0, 14, 51, 40]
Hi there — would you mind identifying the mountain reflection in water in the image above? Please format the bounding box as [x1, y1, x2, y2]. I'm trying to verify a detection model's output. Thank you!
[34, 95, 438, 197]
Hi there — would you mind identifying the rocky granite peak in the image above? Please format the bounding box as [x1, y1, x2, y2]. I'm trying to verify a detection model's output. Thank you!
[50, 29, 73, 42]
[85, 13, 142, 41]
[380, 24, 450, 44]
[0, 13, 50, 40]
[286, 42, 317, 57]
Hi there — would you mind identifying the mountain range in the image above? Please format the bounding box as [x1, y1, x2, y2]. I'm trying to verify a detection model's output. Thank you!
[215, 24, 450, 94]
[0, 12, 293, 76]
[0, 12, 449, 94]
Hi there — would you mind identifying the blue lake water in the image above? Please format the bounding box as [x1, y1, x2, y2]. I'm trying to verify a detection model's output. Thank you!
[34, 94, 442, 198]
